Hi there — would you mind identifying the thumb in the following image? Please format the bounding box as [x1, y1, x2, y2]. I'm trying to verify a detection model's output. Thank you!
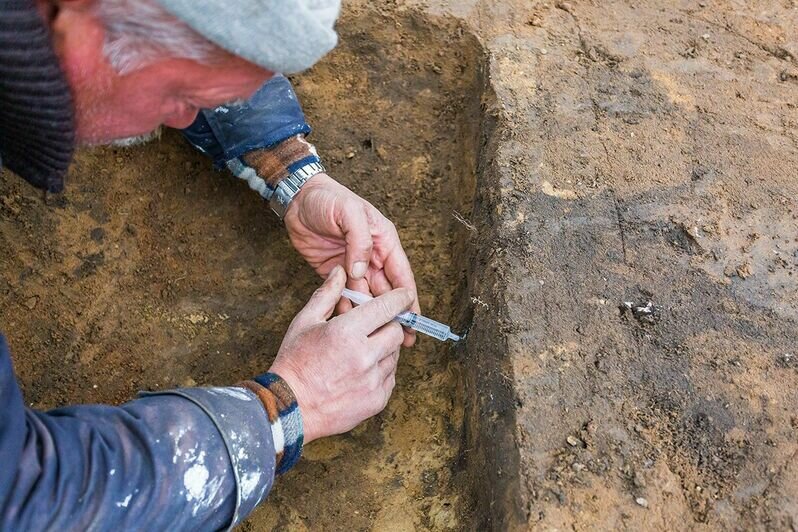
[294, 265, 347, 327]
[340, 202, 374, 280]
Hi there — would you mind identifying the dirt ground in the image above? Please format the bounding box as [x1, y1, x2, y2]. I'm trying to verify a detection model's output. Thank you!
[0, 4, 480, 530]
[2, 0, 797, 530]
[456, 0, 798, 529]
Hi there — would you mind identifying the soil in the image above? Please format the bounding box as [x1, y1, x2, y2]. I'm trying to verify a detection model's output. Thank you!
[0, 4, 480, 531]
[2, 0, 797, 530]
[451, 0, 798, 529]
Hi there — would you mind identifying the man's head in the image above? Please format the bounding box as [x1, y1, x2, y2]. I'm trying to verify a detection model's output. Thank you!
[41, 0, 339, 145]
[42, 0, 267, 145]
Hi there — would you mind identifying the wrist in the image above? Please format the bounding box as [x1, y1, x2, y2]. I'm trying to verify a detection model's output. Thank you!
[238, 373, 304, 475]
[225, 134, 320, 204]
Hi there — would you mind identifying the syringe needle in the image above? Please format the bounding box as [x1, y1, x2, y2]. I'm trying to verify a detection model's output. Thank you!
[341, 288, 461, 342]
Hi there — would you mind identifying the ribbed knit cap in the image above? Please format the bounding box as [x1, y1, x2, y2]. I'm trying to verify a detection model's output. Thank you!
[0, 0, 75, 193]
[155, 0, 341, 74]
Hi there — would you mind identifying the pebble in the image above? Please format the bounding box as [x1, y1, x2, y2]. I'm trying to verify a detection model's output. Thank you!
[635, 497, 649, 508]
[566, 435, 581, 447]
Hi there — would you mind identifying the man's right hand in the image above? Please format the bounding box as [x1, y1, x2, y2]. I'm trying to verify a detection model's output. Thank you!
[268, 265, 413, 443]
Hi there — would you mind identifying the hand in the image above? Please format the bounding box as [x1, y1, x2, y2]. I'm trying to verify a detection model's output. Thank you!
[268, 266, 413, 443]
[283, 173, 420, 346]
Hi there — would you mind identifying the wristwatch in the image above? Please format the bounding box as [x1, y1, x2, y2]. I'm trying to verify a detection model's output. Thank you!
[269, 161, 325, 219]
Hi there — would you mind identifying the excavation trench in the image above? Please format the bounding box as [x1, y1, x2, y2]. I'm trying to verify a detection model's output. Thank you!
[0, 6, 512, 530]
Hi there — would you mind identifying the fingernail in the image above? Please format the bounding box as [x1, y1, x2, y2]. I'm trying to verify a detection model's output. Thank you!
[351, 261, 368, 279]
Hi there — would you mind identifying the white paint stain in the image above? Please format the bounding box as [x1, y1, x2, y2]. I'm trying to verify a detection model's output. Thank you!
[184, 464, 209, 502]
[207, 387, 253, 401]
[239, 471, 262, 501]
[297, 134, 319, 157]
[115, 494, 132, 508]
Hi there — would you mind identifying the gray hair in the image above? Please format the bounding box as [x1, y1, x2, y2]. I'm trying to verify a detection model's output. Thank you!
[94, 0, 230, 75]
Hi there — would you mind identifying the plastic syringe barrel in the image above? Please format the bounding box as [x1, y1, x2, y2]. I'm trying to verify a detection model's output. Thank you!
[341, 288, 458, 342]
[394, 312, 453, 342]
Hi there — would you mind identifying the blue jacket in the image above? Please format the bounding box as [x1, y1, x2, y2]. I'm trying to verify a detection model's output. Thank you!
[0, 75, 310, 530]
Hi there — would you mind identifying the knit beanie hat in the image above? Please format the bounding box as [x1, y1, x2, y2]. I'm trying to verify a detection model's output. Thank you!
[0, 0, 75, 193]
[154, 0, 341, 74]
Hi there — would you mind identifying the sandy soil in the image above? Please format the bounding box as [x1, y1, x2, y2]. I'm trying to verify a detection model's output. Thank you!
[2, 0, 797, 530]
[0, 5, 479, 531]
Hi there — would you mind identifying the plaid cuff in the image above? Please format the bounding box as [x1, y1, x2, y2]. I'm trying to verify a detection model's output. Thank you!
[226, 135, 320, 201]
[239, 373, 304, 475]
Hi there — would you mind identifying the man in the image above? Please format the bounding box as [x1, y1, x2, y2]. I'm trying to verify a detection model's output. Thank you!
[0, 0, 420, 528]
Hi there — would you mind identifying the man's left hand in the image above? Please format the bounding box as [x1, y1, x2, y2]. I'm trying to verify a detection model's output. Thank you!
[283, 173, 419, 347]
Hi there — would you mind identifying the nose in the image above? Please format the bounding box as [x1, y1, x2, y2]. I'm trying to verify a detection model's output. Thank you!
[163, 104, 200, 129]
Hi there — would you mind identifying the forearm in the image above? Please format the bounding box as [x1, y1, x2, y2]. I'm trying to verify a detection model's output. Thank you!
[0, 334, 281, 530]
[181, 74, 322, 201]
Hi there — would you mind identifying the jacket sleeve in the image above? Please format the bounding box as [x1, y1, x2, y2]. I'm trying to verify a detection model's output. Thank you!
[181, 74, 311, 167]
[0, 333, 276, 531]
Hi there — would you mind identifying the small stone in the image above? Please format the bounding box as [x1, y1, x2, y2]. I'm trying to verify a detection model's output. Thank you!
[736, 263, 752, 279]
[527, 14, 543, 26]
[556, 1, 574, 13]
[566, 435, 581, 447]
[540, 48, 548, 55]
[24, 296, 39, 310]
[635, 497, 649, 508]
[90, 227, 106, 242]
[182, 377, 197, 387]
[346, 151, 356, 159]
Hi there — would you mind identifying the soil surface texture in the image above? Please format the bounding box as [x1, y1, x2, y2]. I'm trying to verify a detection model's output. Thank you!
[2, 0, 798, 530]
[0, 4, 479, 530]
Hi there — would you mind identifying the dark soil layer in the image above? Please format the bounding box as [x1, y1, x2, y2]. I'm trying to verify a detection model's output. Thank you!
[0, 4, 482, 530]
[461, 0, 798, 529]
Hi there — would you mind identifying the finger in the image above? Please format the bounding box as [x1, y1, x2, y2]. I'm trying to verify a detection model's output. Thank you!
[339, 203, 374, 281]
[336, 275, 371, 315]
[381, 372, 397, 408]
[347, 275, 371, 298]
[378, 348, 399, 381]
[293, 265, 346, 327]
[368, 321, 405, 353]
[335, 297, 352, 315]
[369, 271, 416, 347]
[382, 240, 420, 314]
[368, 269, 393, 297]
[342, 287, 415, 336]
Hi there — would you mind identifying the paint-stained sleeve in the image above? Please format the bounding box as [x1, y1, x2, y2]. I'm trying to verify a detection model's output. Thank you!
[0, 334, 276, 531]
[181, 74, 311, 167]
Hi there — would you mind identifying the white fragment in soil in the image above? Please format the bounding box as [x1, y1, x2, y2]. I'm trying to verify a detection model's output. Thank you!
[541, 180, 578, 200]
[115, 494, 132, 508]
[636, 497, 649, 508]
[471, 296, 490, 310]
[186, 313, 209, 325]
[566, 435, 581, 447]
[453, 210, 477, 234]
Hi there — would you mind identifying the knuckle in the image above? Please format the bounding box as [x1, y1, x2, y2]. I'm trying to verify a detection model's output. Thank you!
[355, 351, 373, 372]
[389, 323, 404, 345]
[368, 371, 382, 392]
[376, 298, 394, 320]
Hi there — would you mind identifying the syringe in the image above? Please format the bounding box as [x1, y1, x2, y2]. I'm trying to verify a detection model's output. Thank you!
[342, 288, 461, 342]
